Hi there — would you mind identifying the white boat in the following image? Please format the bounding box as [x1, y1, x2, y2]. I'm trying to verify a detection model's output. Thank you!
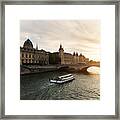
[49, 74, 75, 84]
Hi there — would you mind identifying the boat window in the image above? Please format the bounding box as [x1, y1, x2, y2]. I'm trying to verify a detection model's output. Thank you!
[59, 74, 72, 79]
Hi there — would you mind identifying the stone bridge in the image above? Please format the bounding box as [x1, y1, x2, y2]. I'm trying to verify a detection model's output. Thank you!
[67, 62, 100, 73]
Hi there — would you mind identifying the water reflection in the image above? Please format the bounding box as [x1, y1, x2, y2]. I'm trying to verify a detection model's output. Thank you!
[21, 70, 100, 100]
[87, 67, 100, 74]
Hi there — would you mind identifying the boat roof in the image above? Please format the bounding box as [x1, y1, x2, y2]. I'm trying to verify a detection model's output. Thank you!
[58, 74, 72, 78]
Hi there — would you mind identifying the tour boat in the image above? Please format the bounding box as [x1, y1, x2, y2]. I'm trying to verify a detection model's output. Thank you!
[49, 74, 75, 84]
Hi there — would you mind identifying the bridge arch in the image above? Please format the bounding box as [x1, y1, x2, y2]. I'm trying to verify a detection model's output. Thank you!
[80, 65, 100, 73]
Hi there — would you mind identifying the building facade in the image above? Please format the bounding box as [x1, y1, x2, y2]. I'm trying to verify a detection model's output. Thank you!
[20, 39, 49, 65]
[20, 39, 89, 65]
[58, 44, 89, 65]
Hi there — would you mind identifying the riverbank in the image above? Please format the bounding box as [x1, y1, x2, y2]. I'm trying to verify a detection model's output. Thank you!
[20, 65, 68, 75]
[20, 64, 90, 75]
[21, 65, 57, 75]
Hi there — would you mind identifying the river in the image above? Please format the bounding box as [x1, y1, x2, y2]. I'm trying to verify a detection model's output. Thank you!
[20, 67, 100, 100]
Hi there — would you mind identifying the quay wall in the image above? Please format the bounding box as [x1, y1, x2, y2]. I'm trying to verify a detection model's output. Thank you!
[20, 65, 67, 75]
[20, 63, 100, 75]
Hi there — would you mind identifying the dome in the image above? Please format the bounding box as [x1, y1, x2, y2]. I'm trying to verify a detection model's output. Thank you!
[23, 39, 33, 49]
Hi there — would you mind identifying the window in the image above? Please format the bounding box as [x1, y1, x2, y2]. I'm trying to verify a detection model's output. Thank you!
[22, 53, 24, 57]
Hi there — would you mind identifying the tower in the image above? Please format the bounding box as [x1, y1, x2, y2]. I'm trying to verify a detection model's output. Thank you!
[76, 52, 79, 63]
[73, 52, 76, 64]
[59, 44, 64, 64]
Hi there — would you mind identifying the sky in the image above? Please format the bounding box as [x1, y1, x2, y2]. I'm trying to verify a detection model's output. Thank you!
[20, 20, 100, 61]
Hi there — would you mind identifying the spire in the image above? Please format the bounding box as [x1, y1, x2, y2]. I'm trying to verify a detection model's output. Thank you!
[76, 52, 78, 56]
[25, 36, 30, 40]
[36, 44, 38, 50]
[73, 52, 75, 56]
[59, 43, 64, 51]
[36, 39, 39, 50]
[60, 44, 62, 49]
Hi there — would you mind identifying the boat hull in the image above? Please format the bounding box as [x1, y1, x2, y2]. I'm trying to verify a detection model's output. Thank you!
[50, 78, 75, 84]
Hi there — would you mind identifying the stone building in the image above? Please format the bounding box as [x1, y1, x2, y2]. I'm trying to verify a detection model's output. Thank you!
[64, 53, 74, 64]
[58, 44, 89, 65]
[20, 39, 49, 65]
[20, 39, 89, 65]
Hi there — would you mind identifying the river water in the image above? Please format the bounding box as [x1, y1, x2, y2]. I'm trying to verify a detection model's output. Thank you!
[20, 67, 100, 100]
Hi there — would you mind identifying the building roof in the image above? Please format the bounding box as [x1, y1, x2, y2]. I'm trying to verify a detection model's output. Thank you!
[76, 52, 78, 56]
[23, 39, 33, 49]
[73, 52, 75, 56]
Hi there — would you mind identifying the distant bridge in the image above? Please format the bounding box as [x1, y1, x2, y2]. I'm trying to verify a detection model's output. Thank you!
[67, 62, 100, 73]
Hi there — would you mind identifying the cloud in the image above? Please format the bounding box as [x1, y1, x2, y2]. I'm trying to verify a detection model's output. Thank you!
[20, 20, 100, 60]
